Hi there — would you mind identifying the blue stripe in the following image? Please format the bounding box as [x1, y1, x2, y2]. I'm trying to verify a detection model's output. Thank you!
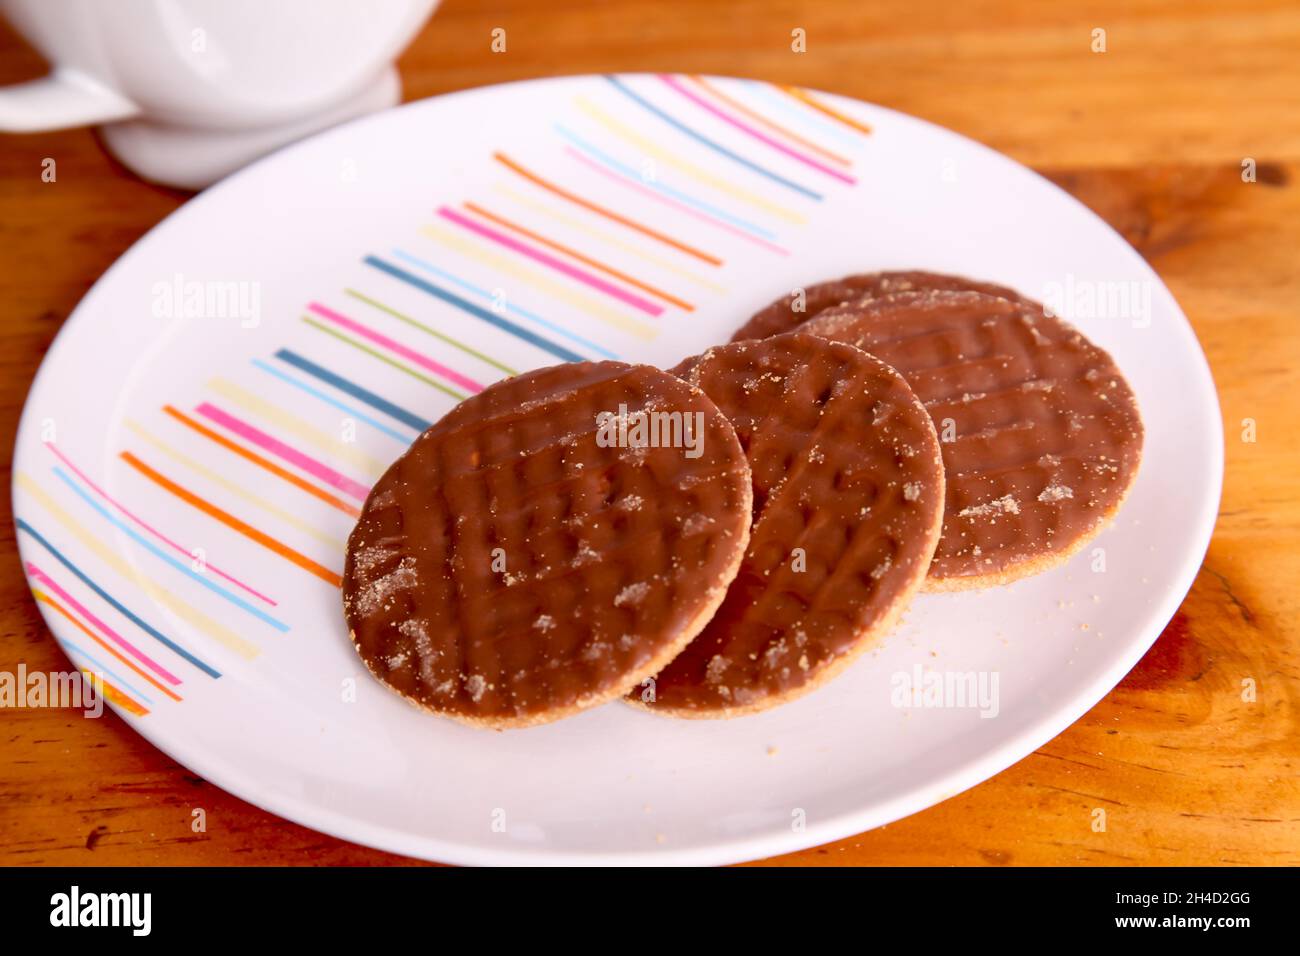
[253, 358, 412, 444]
[555, 124, 779, 240]
[389, 249, 617, 360]
[363, 255, 586, 363]
[62, 639, 155, 708]
[52, 467, 289, 633]
[604, 75, 823, 201]
[272, 349, 432, 432]
[16, 518, 221, 678]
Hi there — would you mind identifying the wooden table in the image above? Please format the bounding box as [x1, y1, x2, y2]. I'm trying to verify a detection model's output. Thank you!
[2, 0, 1297, 866]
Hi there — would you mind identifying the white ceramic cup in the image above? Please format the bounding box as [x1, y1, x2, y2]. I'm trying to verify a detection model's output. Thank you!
[0, 0, 439, 188]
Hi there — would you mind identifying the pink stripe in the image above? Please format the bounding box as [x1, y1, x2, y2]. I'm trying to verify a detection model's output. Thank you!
[309, 303, 483, 392]
[27, 561, 182, 686]
[437, 207, 665, 316]
[307, 302, 483, 394]
[659, 74, 857, 185]
[45, 443, 278, 607]
[563, 148, 791, 257]
[194, 402, 371, 502]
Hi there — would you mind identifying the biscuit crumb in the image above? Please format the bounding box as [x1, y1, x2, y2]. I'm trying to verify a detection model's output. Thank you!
[705, 655, 728, 684]
[614, 581, 650, 607]
[354, 556, 418, 615]
[572, 541, 600, 566]
[958, 495, 1020, 519]
[1038, 483, 1074, 503]
[680, 512, 714, 536]
[762, 639, 788, 668]
[464, 674, 487, 703]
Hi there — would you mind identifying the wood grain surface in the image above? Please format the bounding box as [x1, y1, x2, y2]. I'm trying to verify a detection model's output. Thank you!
[1, 0, 1297, 866]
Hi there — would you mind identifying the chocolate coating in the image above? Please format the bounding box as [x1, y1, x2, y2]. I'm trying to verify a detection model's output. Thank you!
[343, 361, 753, 727]
[802, 291, 1144, 586]
[635, 333, 944, 716]
[731, 270, 1029, 343]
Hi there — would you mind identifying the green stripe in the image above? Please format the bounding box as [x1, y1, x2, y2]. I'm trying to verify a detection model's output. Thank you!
[344, 288, 519, 376]
[301, 317, 468, 402]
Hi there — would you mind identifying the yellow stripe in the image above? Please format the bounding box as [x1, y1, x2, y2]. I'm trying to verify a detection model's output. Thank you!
[419, 223, 658, 342]
[575, 96, 807, 226]
[492, 184, 729, 295]
[16, 472, 259, 661]
[124, 419, 346, 551]
[75, 666, 147, 716]
[206, 377, 386, 479]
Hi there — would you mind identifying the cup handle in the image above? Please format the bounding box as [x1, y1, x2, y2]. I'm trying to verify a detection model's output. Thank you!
[0, 67, 140, 132]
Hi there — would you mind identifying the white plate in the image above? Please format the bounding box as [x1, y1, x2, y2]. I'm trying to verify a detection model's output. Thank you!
[13, 74, 1221, 865]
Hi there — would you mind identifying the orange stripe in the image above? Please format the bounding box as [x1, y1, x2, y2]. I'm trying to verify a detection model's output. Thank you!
[35, 591, 183, 702]
[689, 76, 853, 167]
[493, 152, 723, 266]
[85, 670, 149, 716]
[120, 451, 343, 587]
[463, 201, 695, 311]
[778, 85, 873, 135]
[163, 405, 359, 518]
